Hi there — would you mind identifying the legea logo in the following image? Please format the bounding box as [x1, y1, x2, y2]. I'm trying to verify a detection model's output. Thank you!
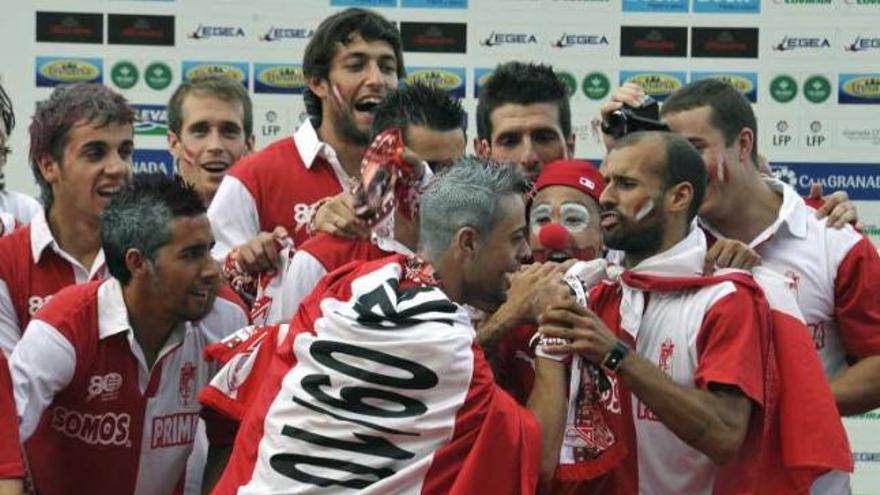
[773, 36, 831, 51]
[481, 32, 538, 47]
[188, 24, 245, 40]
[551, 33, 610, 48]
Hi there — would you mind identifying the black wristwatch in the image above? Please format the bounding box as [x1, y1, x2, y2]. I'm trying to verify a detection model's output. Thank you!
[601, 341, 630, 374]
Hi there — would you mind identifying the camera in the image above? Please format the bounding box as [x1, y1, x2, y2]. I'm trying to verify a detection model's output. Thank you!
[601, 96, 670, 139]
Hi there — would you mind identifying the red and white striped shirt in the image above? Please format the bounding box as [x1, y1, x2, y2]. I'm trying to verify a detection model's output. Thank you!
[0, 352, 23, 480]
[0, 210, 106, 356]
[10, 278, 248, 495]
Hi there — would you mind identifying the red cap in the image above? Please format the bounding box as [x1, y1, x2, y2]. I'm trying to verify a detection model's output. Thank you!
[534, 159, 605, 205]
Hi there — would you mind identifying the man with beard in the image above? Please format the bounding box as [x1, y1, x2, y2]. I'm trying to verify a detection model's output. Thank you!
[9, 175, 248, 495]
[208, 8, 404, 277]
[273, 81, 466, 323]
[0, 84, 134, 356]
[603, 80, 878, 493]
[167, 75, 255, 207]
[199, 160, 570, 494]
[538, 132, 849, 494]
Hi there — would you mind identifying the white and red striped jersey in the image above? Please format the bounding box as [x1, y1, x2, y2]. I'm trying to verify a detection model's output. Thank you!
[273, 234, 412, 324]
[208, 120, 350, 263]
[703, 179, 880, 379]
[0, 210, 107, 356]
[0, 352, 23, 480]
[556, 227, 849, 495]
[0, 189, 41, 226]
[201, 255, 542, 495]
[9, 277, 248, 495]
[0, 212, 15, 237]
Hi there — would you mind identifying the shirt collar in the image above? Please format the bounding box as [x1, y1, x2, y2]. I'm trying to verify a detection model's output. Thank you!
[29, 209, 55, 263]
[629, 222, 706, 277]
[97, 278, 134, 340]
[374, 234, 415, 256]
[699, 178, 809, 247]
[294, 118, 339, 170]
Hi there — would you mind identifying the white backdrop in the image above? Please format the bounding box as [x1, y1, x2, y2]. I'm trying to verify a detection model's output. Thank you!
[1, 0, 879, 492]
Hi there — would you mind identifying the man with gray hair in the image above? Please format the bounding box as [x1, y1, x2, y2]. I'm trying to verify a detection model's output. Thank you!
[198, 159, 570, 494]
[10, 175, 248, 495]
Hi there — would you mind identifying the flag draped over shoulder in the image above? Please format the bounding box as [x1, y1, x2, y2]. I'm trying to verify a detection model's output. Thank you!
[201, 254, 542, 495]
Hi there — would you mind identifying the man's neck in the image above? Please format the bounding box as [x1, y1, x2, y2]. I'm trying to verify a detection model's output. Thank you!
[623, 224, 689, 270]
[703, 176, 783, 244]
[122, 283, 178, 370]
[316, 122, 366, 180]
[47, 204, 102, 270]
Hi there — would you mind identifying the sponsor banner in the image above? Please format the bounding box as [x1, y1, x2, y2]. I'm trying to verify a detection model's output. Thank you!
[843, 34, 880, 55]
[690, 72, 758, 102]
[108, 14, 175, 46]
[765, 117, 799, 149]
[110, 60, 139, 90]
[768, 0, 832, 7]
[769, 31, 835, 57]
[182, 61, 249, 89]
[582, 72, 612, 100]
[184, 20, 250, 46]
[35, 57, 102, 87]
[474, 67, 493, 98]
[619, 70, 687, 101]
[405, 67, 466, 98]
[255, 106, 294, 149]
[401, 0, 467, 7]
[620, 26, 688, 57]
[330, 0, 397, 6]
[133, 149, 175, 176]
[691, 27, 758, 58]
[253, 64, 306, 94]
[802, 74, 833, 104]
[549, 31, 612, 51]
[837, 119, 880, 149]
[769, 74, 799, 103]
[36, 12, 103, 44]
[843, 0, 880, 11]
[400, 22, 467, 53]
[838, 74, 880, 104]
[478, 29, 541, 50]
[133, 104, 168, 136]
[255, 23, 315, 44]
[556, 71, 578, 98]
[145, 61, 174, 91]
[692, 0, 760, 13]
[800, 118, 833, 149]
[770, 162, 880, 200]
[622, 0, 688, 12]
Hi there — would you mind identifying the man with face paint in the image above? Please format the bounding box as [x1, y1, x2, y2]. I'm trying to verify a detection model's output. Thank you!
[207, 8, 404, 275]
[602, 80, 880, 494]
[167, 75, 255, 207]
[539, 132, 849, 494]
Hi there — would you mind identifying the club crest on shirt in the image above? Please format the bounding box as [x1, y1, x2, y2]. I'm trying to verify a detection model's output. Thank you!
[179, 361, 196, 407]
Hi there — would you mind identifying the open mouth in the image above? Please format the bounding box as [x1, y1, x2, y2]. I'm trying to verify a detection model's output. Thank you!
[200, 161, 229, 173]
[353, 96, 382, 113]
[95, 185, 122, 199]
[600, 211, 619, 230]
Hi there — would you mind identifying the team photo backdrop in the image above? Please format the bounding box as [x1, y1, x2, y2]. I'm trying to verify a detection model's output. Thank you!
[1, 0, 879, 491]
